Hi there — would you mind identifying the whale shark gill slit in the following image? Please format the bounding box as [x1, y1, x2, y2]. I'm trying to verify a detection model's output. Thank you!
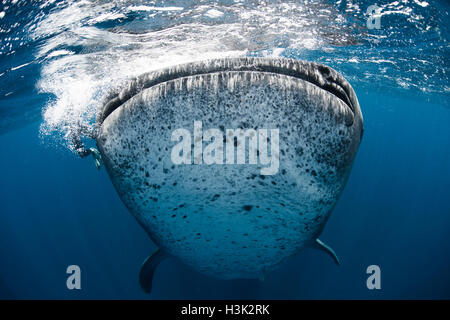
[98, 58, 357, 126]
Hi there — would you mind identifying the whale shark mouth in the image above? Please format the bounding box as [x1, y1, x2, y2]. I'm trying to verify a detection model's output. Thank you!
[98, 58, 358, 126]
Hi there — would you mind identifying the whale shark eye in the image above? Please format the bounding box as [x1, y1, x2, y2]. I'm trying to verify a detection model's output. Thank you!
[318, 65, 331, 78]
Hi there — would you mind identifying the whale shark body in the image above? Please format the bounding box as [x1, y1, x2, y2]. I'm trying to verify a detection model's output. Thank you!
[93, 58, 363, 292]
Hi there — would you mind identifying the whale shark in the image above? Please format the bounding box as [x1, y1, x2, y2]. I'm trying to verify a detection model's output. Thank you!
[89, 57, 363, 293]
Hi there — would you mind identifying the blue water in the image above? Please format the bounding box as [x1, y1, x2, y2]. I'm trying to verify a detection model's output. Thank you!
[0, 0, 449, 299]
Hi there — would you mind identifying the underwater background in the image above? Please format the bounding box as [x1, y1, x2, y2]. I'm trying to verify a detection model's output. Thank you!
[0, 0, 449, 299]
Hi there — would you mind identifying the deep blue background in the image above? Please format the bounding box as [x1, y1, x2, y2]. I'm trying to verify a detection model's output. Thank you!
[1, 84, 449, 299]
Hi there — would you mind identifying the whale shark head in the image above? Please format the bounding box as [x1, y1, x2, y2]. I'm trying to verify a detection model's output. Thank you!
[99, 58, 362, 130]
[95, 57, 363, 284]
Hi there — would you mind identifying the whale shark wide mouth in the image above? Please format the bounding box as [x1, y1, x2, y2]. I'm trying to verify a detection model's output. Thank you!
[98, 57, 357, 125]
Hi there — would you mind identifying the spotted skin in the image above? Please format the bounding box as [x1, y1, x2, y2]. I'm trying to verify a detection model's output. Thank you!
[96, 58, 363, 280]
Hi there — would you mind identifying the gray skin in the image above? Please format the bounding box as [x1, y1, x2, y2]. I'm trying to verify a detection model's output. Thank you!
[93, 58, 363, 293]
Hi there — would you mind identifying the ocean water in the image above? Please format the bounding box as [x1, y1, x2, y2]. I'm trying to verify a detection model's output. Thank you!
[0, 0, 449, 299]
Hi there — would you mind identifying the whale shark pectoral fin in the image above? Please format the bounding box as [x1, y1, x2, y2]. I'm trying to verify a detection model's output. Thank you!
[139, 248, 167, 294]
[313, 239, 340, 265]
